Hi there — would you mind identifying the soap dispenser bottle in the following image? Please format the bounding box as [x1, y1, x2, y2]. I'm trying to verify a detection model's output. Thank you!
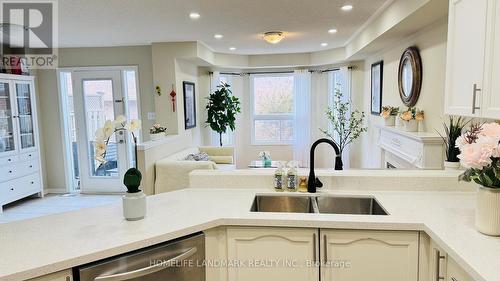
[286, 161, 298, 192]
[274, 162, 285, 192]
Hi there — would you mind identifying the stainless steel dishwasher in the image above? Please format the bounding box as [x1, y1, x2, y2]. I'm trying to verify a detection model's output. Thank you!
[75, 233, 205, 281]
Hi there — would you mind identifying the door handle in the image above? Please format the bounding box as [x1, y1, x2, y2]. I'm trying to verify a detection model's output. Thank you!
[323, 235, 328, 263]
[94, 247, 197, 281]
[313, 233, 317, 263]
[435, 251, 446, 281]
[472, 84, 481, 114]
[114, 98, 124, 103]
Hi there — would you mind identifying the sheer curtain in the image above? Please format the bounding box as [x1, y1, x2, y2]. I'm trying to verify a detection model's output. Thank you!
[293, 69, 312, 167]
[311, 71, 336, 169]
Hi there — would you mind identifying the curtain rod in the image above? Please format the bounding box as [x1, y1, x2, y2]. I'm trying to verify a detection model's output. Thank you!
[209, 67, 351, 76]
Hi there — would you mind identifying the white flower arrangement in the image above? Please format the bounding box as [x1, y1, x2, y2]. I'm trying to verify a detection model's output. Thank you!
[149, 123, 167, 134]
[258, 151, 271, 161]
[94, 115, 141, 166]
[458, 122, 500, 188]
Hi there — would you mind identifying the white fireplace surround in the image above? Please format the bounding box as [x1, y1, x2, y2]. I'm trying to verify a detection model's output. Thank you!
[378, 126, 444, 170]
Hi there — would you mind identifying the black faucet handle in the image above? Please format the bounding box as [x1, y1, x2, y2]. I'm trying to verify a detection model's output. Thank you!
[315, 178, 323, 188]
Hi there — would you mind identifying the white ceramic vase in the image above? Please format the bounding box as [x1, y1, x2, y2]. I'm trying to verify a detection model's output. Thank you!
[444, 161, 461, 170]
[476, 186, 500, 236]
[123, 191, 147, 221]
[150, 132, 166, 141]
[404, 120, 418, 132]
[384, 116, 396, 126]
[395, 116, 404, 128]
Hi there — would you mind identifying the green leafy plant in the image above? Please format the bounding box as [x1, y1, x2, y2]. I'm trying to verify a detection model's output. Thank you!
[437, 116, 470, 162]
[320, 85, 367, 155]
[205, 82, 241, 146]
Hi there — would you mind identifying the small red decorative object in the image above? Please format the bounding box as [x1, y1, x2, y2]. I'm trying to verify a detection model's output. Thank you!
[169, 85, 177, 112]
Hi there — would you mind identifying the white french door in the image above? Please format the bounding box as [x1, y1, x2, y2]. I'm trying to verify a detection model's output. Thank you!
[72, 70, 130, 193]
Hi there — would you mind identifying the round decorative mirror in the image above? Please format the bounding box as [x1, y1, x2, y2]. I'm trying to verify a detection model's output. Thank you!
[398, 47, 422, 107]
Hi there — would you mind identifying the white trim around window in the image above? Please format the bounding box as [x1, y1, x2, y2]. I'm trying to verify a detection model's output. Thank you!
[250, 73, 294, 146]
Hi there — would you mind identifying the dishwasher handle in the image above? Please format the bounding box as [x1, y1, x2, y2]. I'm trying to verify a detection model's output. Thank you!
[94, 247, 197, 281]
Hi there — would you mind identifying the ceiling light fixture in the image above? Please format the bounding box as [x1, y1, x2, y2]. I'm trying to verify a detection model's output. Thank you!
[214, 34, 223, 39]
[328, 29, 338, 34]
[189, 12, 200, 19]
[263, 31, 285, 44]
[229, 47, 236, 51]
[341, 5, 353, 11]
[321, 43, 328, 47]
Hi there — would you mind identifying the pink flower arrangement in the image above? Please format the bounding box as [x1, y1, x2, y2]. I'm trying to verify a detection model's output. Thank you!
[458, 122, 500, 188]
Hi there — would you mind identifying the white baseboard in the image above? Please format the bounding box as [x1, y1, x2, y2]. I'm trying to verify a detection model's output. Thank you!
[45, 188, 69, 194]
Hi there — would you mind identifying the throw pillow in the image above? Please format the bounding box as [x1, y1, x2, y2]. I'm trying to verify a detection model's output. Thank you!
[184, 152, 210, 161]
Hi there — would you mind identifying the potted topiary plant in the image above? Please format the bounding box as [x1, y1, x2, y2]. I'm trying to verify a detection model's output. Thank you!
[437, 116, 470, 170]
[458, 122, 500, 236]
[94, 116, 146, 221]
[205, 82, 241, 146]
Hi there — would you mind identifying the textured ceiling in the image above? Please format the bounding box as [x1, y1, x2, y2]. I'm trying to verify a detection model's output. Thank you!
[58, 0, 389, 54]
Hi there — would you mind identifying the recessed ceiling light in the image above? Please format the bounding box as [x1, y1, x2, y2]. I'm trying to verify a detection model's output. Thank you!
[189, 12, 200, 19]
[321, 43, 328, 47]
[341, 5, 353, 11]
[214, 34, 223, 39]
[328, 29, 338, 34]
[229, 47, 236, 51]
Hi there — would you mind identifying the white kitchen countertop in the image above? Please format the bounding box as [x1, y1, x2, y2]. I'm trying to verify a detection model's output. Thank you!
[0, 188, 498, 281]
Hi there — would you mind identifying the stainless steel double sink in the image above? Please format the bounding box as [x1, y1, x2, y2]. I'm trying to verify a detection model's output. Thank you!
[250, 195, 388, 215]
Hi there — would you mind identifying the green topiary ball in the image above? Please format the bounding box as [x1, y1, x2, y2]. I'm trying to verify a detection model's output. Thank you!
[123, 168, 142, 193]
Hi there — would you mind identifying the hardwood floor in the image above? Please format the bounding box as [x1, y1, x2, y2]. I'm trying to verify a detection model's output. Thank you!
[0, 193, 122, 223]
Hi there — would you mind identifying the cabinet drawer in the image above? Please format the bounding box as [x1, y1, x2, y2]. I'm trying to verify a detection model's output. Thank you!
[20, 152, 38, 162]
[0, 155, 19, 166]
[0, 173, 40, 204]
[0, 160, 39, 182]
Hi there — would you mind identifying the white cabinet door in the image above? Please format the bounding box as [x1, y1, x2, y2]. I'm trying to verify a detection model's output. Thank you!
[446, 257, 474, 281]
[226, 227, 319, 281]
[0, 80, 17, 156]
[321, 230, 419, 281]
[483, 0, 500, 119]
[429, 240, 448, 281]
[13, 81, 37, 152]
[445, 0, 488, 117]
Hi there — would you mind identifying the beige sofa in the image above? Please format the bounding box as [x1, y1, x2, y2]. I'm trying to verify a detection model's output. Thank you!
[154, 146, 235, 194]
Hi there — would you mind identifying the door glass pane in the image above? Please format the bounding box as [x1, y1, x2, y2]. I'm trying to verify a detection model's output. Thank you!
[83, 79, 119, 178]
[15, 83, 35, 149]
[0, 82, 15, 152]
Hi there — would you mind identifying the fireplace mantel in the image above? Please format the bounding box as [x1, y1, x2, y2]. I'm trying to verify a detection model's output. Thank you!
[377, 126, 444, 170]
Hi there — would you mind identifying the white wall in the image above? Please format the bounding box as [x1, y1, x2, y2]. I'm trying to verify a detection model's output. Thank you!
[353, 20, 448, 168]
